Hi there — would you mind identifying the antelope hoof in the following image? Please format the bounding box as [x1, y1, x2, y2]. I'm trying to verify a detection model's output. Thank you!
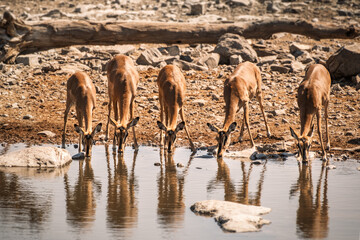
[267, 132, 272, 138]
[325, 144, 330, 151]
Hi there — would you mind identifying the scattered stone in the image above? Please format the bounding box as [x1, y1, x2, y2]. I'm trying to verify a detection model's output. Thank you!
[190, 200, 271, 233]
[0, 146, 72, 168]
[23, 114, 33, 120]
[16, 54, 39, 66]
[251, 160, 263, 165]
[229, 55, 243, 65]
[72, 152, 85, 160]
[154, 162, 161, 166]
[136, 48, 163, 66]
[37, 130, 56, 138]
[270, 109, 286, 116]
[173, 59, 208, 71]
[291, 61, 305, 73]
[176, 163, 184, 167]
[326, 164, 336, 170]
[197, 53, 220, 69]
[214, 33, 258, 64]
[270, 65, 290, 74]
[289, 43, 312, 56]
[326, 43, 360, 79]
[192, 99, 207, 107]
[226, 0, 254, 7]
[190, 3, 206, 15]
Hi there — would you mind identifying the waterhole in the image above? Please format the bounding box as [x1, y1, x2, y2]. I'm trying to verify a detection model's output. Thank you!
[0, 144, 359, 239]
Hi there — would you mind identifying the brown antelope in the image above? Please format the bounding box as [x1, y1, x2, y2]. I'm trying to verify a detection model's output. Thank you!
[62, 71, 102, 158]
[290, 64, 331, 163]
[207, 61, 271, 157]
[156, 65, 196, 153]
[105, 55, 140, 153]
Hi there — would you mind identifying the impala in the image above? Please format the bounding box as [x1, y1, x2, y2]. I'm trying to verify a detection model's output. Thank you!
[62, 71, 102, 157]
[207, 61, 271, 157]
[290, 64, 331, 163]
[156, 65, 196, 153]
[105, 55, 140, 153]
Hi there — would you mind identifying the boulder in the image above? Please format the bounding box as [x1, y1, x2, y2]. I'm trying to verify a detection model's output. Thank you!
[226, 0, 254, 7]
[191, 200, 271, 233]
[326, 43, 360, 79]
[136, 48, 163, 66]
[197, 53, 220, 69]
[0, 146, 72, 168]
[173, 59, 208, 71]
[190, 3, 206, 15]
[214, 33, 258, 64]
[229, 54, 243, 65]
[16, 54, 39, 66]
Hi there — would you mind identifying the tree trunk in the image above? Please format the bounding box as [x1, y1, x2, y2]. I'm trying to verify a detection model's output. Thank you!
[1, 11, 358, 63]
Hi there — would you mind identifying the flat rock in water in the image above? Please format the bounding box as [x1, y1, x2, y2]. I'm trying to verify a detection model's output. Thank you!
[191, 200, 271, 233]
[223, 146, 256, 159]
[0, 146, 72, 168]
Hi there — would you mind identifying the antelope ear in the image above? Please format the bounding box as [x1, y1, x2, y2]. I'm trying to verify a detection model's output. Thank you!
[157, 121, 167, 131]
[207, 123, 219, 132]
[227, 122, 237, 134]
[290, 127, 299, 141]
[127, 117, 139, 129]
[308, 124, 314, 137]
[175, 121, 185, 133]
[91, 123, 102, 136]
[74, 124, 84, 134]
[110, 118, 117, 127]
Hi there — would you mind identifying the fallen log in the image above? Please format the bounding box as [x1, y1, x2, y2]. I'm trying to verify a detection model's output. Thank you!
[1, 11, 359, 63]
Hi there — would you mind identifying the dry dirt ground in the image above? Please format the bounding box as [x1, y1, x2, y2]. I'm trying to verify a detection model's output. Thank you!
[0, 36, 359, 160]
[0, 0, 359, 159]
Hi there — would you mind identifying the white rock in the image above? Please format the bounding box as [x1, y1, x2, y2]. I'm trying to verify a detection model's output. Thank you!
[0, 146, 72, 168]
[223, 146, 256, 159]
[191, 200, 271, 233]
[37, 130, 56, 138]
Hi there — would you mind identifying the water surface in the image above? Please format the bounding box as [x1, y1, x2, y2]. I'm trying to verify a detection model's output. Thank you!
[0, 144, 359, 239]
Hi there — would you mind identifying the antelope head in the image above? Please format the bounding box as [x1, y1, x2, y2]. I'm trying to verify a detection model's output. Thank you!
[290, 126, 314, 163]
[207, 122, 237, 158]
[157, 121, 185, 153]
[110, 117, 139, 153]
[74, 123, 102, 158]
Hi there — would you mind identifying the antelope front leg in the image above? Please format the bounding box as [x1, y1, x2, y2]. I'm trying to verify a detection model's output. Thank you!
[238, 117, 245, 142]
[130, 100, 139, 150]
[159, 99, 164, 147]
[324, 101, 330, 151]
[257, 92, 271, 138]
[105, 99, 112, 141]
[244, 102, 255, 147]
[180, 108, 196, 152]
[62, 102, 71, 148]
[316, 110, 327, 163]
[77, 113, 84, 153]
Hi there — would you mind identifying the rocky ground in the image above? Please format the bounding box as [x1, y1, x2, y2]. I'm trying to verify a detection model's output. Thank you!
[0, 0, 359, 160]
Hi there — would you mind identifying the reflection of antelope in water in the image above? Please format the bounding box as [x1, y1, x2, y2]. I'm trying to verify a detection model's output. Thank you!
[64, 159, 101, 228]
[207, 159, 267, 206]
[157, 150, 193, 226]
[290, 164, 329, 239]
[105, 144, 138, 229]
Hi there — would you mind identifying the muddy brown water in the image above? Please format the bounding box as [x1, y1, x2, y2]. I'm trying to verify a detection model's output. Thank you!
[0, 144, 359, 239]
